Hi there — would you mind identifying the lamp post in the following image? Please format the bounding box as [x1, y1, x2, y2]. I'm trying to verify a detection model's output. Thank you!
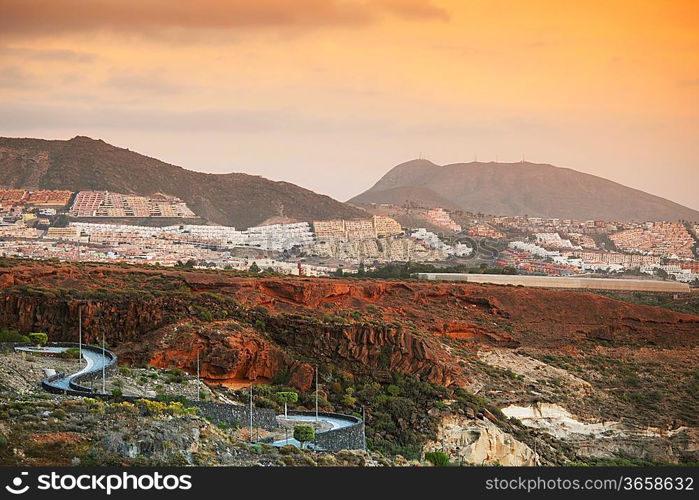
[101, 328, 106, 394]
[315, 365, 319, 424]
[196, 350, 200, 401]
[78, 304, 82, 368]
[249, 383, 253, 443]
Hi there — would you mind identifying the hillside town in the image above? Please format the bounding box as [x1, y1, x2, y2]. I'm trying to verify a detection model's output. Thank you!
[0, 188, 697, 284]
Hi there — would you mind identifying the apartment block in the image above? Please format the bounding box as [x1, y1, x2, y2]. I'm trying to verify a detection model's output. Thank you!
[609, 222, 694, 259]
[468, 223, 505, 239]
[25, 190, 73, 207]
[70, 191, 196, 218]
[423, 208, 462, 232]
[312, 219, 346, 239]
[45, 227, 82, 241]
[372, 215, 402, 237]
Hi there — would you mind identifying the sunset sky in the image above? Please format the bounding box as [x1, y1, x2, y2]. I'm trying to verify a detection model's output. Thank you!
[0, 0, 697, 209]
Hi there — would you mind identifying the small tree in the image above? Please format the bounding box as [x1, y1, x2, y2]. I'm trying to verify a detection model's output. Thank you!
[274, 391, 298, 418]
[28, 332, 48, 346]
[249, 262, 261, 273]
[293, 424, 315, 449]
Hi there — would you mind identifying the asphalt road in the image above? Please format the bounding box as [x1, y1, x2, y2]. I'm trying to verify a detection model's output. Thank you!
[16, 345, 110, 392]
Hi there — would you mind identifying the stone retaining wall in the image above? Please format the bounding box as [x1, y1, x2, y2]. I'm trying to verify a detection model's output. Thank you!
[191, 400, 278, 431]
[287, 410, 366, 451]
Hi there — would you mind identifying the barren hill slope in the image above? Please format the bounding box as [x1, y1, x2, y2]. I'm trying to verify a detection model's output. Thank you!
[351, 159, 699, 221]
[0, 136, 366, 228]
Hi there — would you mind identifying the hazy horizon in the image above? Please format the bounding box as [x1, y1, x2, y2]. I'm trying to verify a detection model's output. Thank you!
[1, 1, 697, 210]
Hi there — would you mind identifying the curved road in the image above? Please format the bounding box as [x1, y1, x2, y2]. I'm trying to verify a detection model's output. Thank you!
[16, 344, 113, 393]
[18, 343, 362, 450]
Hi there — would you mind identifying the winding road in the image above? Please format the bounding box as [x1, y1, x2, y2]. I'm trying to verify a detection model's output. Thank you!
[17, 343, 364, 451]
[16, 344, 114, 394]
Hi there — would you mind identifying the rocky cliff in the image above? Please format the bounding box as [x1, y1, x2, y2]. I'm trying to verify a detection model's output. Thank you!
[424, 413, 538, 466]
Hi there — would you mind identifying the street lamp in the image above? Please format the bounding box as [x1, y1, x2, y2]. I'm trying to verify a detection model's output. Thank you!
[249, 383, 253, 443]
[196, 350, 200, 401]
[101, 328, 106, 394]
[315, 365, 319, 423]
[78, 304, 82, 368]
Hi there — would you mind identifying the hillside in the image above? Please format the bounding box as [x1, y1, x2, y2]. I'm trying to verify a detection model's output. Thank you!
[350, 159, 699, 222]
[0, 136, 366, 228]
[1, 259, 697, 463]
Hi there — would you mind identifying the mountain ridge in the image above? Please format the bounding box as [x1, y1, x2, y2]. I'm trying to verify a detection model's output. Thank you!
[350, 159, 699, 222]
[0, 136, 367, 228]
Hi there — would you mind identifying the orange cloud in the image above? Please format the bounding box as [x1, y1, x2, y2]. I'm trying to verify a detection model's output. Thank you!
[0, 0, 696, 210]
[0, 0, 448, 39]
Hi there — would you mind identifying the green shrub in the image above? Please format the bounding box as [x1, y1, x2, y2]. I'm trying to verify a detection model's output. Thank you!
[341, 394, 357, 407]
[59, 347, 80, 359]
[28, 332, 48, 345]
[198, 309, 214, 322]
[386, 385, 401, 396]
[279, 444, 300, 455]
[254, 396, 280, 411]
[425, 451, 451, 467]
[0, 327, 30, 343]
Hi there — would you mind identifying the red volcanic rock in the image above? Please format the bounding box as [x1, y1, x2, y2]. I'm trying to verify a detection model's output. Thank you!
[121, 320, 317, 391]
[0, 261, 697, 391]
[289, 364, 315, 392]
[436, 320, 516, 345]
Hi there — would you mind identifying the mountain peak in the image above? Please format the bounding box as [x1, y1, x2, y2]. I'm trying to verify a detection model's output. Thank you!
[0, 136, 366, 228]
[350, 159, 699, 222]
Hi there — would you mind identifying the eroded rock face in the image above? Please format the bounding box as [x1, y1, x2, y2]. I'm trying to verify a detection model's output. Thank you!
[424, 414, 538, 466]
[502, 402, 699, 463]
[117, 316, 465, 391]
[261, 315, 467, 387]
[2, 265, 697, 349]
[117, 320, 316, 391]
[0, 263, 697, 394]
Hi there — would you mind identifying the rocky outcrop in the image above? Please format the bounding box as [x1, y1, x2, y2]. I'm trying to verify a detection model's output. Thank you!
[424, 413, 538, 466]
[118, 320, 317, 391]
[503, 403, 699, 463]
[261, 315, 466, 387]
[0, 293, 194, 345]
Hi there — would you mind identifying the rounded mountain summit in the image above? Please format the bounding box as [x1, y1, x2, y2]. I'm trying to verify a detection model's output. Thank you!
[350, 159, 699, 222]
